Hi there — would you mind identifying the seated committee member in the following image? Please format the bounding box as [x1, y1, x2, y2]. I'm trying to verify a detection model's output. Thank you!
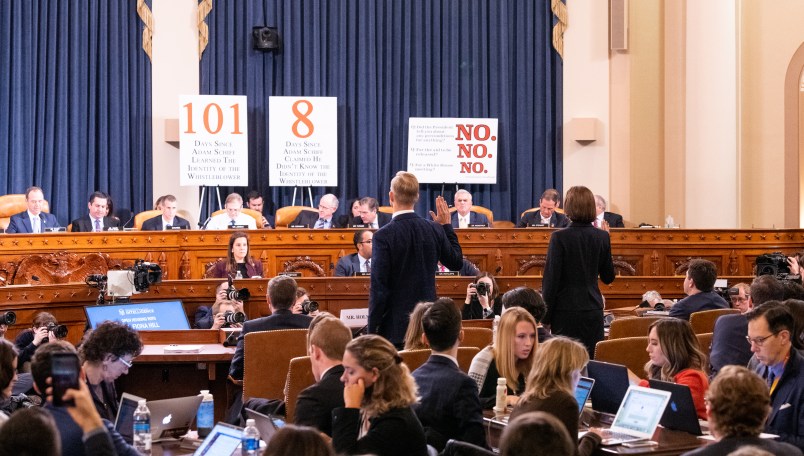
[70, 191, 121, 232]
[451, 189, 489, 228]
[140, 194, 190, 230]
[510, 337, 602, 456]
[412, 299, 486, 451]
[517, 188, 569, 228]
[331, 334, 428, 456]
[6, 186, 60, 233]
[351, 197, 391, 229]
[682, 365, 802, 456]
[461, 272, 503, 319]
[205, 193, 258, 230]
[335, 230, 373, 276]
[746, 303, 804, 448]
[209, 231, 264, 279]
[246, 190, 275, 229]
[294, 314, 351, 436]
[336, 198, 362, 229]
[468, 308, 537, 409]
[593, 194, 625, 228]
[292, 194, 340, 228]
[668, 258, 729, 320]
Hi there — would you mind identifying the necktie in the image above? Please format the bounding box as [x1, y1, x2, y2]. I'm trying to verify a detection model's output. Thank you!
[230, 219, 236, 227]
[594, 219, 599, 228]
[165, 224, 172, 230]
[459, 216, 468, 229]
[768, 368, 780, 395]
[94, 219, 101, 232]
[365, 259, 371, 273]
[32, 216, 40, 234]
[315, 219, 325, 229]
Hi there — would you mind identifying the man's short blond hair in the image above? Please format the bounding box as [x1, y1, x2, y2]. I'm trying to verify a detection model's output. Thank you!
[391, 171, 419, 206]
[225, 193, 243, 206]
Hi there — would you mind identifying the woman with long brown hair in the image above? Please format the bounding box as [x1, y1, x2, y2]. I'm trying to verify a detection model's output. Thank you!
[210, 231, 263, 278]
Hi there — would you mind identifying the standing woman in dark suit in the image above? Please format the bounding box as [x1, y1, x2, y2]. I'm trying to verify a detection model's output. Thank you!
[542, 186, 615, 358]
[210, 231, 264, 278]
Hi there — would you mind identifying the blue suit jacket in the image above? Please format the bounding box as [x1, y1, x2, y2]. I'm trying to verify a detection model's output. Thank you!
[140, 214, 191, 231]
[290, 211, 341, 228]
[335, 253, 364, 277]
[450, 211, 490, 228]
[411, 355, 487, 451]
[709, 314, 752, 377]
[754, 348, 804, 449]
[228, 309, 313, 379]
[369, 212, 463, 345]
[517, 211, 569, 228]
[6, 211, 61, 233]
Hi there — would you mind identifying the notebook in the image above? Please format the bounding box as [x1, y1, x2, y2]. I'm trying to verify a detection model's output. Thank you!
[244, 408, 286, 444]
[115, 393, 203, 442]
[586, 360, 631, 415]
[574, 376, 595, 415]
[193, 422, 243, 456]
[648, 379, 703, 435]
[597, 385, 672, 445]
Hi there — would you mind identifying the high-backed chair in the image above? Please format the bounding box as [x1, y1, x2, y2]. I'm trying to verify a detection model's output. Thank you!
[133, 209, 162, 230]
[608, 316, 664, 339]
[520, 206, 564, 219]
[243, 329, 309, 401]
[0, 194, 51, 230]
[594, 336, 650, 376]
[275, 206, 317, 228]
[462, 319, 493, 330]
[283, 356, 315, 423]
[398, 349, 432, 373]
[462, 327, 493, 349]
[209, 208, 263, 227]
[696, 332, 714, 360]
[448, 206, 494, 225]
[378, 206, 393, 214]
[689, 308, 740, 334]
[456, 346, 480, 374]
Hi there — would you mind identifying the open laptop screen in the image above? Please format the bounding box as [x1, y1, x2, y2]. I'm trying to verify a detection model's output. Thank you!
[574, 377, 595, 414]
[610, 386, 671, 437]
[84, 300, 190, 330]
[194, 423, 243, 456]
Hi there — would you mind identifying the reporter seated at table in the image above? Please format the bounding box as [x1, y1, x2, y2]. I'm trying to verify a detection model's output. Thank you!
[5, 186, 61, 234]
[509, 337, 602, 455]
[264, 424, 335, 456]
[681, 365, 802, 456]
[500, 287, 552, 343]
[140, 194, 191, 230]
[0, 407, 64, 456]
[331, 334, 428, 456]
[468, 308, 537, 409]
[334, 230, 373, 277]
[626, 318, 710, 420]
[209, 231, 263, 279]
[500, 411, 576, 456]
[403, 302, 433, 351]
[461, 272, 502, 319]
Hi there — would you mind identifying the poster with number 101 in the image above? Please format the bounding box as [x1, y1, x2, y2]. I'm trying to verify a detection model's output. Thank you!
[179, 95, 249, 186]
[268, 96, 338, 187]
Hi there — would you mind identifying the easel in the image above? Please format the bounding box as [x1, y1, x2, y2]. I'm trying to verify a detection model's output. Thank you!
[290, 187, 315, 207]
[198, 186, 223, 227]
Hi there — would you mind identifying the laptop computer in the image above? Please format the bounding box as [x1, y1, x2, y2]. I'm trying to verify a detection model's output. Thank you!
[115, 392, 203, 442]
[193, 422, 243, 456]
[597, 385, 672, 445]
[586, 360, 631, 415]
[648, 379, 703, 435]
[244, 408, 286, 444]
[574, 376, 595, 415]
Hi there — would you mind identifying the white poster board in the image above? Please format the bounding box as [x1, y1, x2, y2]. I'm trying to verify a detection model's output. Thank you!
[179, 95, 249, 186]
[268, 97, 338, 187]
[407, 118, 499, 184]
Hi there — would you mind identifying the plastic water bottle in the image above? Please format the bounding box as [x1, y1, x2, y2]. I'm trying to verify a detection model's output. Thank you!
[494, 377, 507, 414]
[241, 418, 260, 455]
[197, 390, 214, 438]
[235, 270, 244, 280]
[133, 399, 152, 455]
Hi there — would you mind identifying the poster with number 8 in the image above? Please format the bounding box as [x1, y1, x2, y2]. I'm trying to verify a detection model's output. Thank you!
[179, 95, 249, 186]
[268, 96, 338, 187]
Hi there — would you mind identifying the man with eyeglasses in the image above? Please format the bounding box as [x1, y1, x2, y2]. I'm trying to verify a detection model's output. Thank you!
[746, 302, 804, 449]
[335, 230, 373, 276]
[710, 276, 785, 378]
[291, 194, 341, 228]
[205, 193, 257, 230]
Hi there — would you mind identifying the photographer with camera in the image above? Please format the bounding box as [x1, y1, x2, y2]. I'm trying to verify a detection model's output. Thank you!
[462, 273, 502, 319]
[292, 287, 320, 316]
[14, 312, 67, 372]
[210, 299, 246, 331]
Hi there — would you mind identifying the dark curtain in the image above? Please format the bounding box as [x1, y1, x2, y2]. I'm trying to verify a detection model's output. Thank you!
[0, 0, 152, 226]
[200, 0, 561, 223]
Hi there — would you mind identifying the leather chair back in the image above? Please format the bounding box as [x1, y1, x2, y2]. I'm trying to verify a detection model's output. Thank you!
[462, 319, 493, 330]
[456, 346, 480, 374]
[398, 349, 432, 373]
[462, 327, 493, 350]
[283, 356, 315, 423]
[209, 208, 263, 227]
[133, 210, 162, 230]
[594, 336, 650, 376]
[0, 194, 51, 229]
[689, 308, 740, 334]
[696, 332, 713, 360]
[608, 316, 664, 339]
[243, 329, 309, 401]
[448, 205, 494, 224]
[275, 206, 317, 228]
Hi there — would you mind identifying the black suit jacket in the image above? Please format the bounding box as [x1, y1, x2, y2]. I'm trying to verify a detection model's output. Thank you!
[450, 211, 490, 228]
[335, 253, 364, 277]
[709, 314, 752, 378]
[228, 309, 313, 379]
[140, 215, 191, 231]
[517, 211, 569, 228]
[332, 406, 428, 456]
[369, 212, 463, 345]
[603, 211, 625, 228]
[411, 355, 487, 451]
[682, 435, 802, 456]
[6, 211, 61, 233]
[349, 211, 391, 228]
[291, 211, 340, 228]
[70, 215, 121, 232]
[294, 364, 345, 436]
[754, 348, 804, 449]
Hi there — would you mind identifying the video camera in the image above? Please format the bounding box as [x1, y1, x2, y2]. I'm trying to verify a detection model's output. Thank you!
[756, 252, 790, 278]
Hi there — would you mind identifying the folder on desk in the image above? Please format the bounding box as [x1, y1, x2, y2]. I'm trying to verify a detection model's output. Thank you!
[163, 344, 203, 354]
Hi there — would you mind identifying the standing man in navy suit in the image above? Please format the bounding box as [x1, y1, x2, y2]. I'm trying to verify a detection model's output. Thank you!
[6, 186, 61, 233]
[451, 189, 490, 228]
[141, 195, 191, 230]
[368, 171, 463, 347]
[517, 188, 569, 228]
[335, 230, 373, 276]
[351, 197, 391, 228]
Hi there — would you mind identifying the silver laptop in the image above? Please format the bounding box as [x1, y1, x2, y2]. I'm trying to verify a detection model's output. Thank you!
[193, 422, 243, 456]
[597, 385, 672, 445]
[244, 408, 285, 444]
[115, 392, 203, 442]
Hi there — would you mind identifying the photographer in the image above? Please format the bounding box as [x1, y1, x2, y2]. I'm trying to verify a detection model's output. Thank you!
[195, 281, 246, 329]
[210, 299, 245, 331]
[14, 312, 66, 371]
[461, 273, 502, 319]
[292, 287, 320, 316]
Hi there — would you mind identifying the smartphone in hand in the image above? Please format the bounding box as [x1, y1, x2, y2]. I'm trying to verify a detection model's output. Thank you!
[51, 352, 80, 407]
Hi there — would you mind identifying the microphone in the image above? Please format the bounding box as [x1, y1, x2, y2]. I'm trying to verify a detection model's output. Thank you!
[121, 212, 135, 229]
[199, 216, 212, 229]
[494, 266, 502, 275]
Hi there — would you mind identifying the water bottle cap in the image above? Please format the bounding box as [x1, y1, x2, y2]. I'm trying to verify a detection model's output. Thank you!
[200, 390, 209, 395]
[246, 419, 255, 426]
[138, 399, 147, 405]
[497, 377, 506, 385]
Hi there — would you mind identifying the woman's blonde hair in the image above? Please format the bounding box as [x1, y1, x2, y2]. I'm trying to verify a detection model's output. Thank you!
[403, 302, 432, 350]
[520, 337, 588, 402]
[345, 335, 418, 417]
[494, 307, 538, 392]
[645, 318, 707, 381]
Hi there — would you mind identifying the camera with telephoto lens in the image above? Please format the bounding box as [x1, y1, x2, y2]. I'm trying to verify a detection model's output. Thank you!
[475, 281, 489, 296]
[0, 311, 15, 325]
[301, 300, 319, 315]
[756, 252, 790, 279]
[223, 311, 246, 325]
[226, 276, 251, 301]
[46, 323, 68, 339]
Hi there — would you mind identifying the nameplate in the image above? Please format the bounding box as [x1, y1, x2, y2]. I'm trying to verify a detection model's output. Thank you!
[227, 224, 249, 229]
[166, 226, 186, 230]
[124, 227, 138, 231]
[340, 308, 368, 328]
[354, 272, 370, 277]
[106, 227, 120, 231]
[350, 224, 368, 228]
[278, 272, 301, 278]
[468, 223, 489, 228]
[288, 224, 309, 229]
[44, 227, 66, 232]
[0, 228, 5, 233]
[526, 223, 550, 228]
[436, 271, 459, 276]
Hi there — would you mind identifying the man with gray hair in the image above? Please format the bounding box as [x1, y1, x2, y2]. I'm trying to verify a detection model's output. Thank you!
[292, 193, 341, 228]
[450, 189, 490, 228]
[593, 194, 624, 228]
[205, 193, 258, 230]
